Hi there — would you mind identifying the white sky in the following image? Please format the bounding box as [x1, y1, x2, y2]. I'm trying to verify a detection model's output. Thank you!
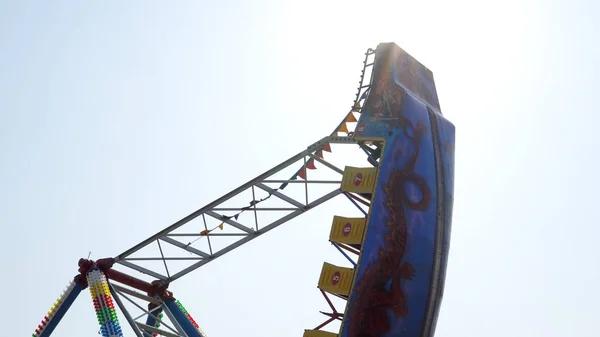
[1, 0, 599, 336]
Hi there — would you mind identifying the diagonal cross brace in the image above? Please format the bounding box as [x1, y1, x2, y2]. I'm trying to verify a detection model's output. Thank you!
[116, 136, 356, 261]
[112, 136, 365, 284]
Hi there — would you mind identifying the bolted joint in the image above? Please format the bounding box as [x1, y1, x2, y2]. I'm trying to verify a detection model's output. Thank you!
[95, 257, 117, 270]
[150, 280, 173, 300]
[74, 258, 97, 287]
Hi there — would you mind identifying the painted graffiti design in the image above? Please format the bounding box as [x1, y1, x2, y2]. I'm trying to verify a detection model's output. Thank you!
[346, 80, 432, 337]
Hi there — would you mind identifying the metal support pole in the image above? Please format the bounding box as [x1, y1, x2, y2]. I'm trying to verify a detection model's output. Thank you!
[161, 302, 190, 337]
[343, 192, 368, 216]
[38, 282, 84, 337]
[87, 268, 125, 337]
[164, 298, 203, 337]
[332, 242, 356, 267]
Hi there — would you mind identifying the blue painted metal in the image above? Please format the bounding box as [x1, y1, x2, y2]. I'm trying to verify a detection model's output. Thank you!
[164, 298, 202, 337]
[144, 314, 157, 336]
[39, 281, 84, 337]
[343, 192, 368, 217]
[339, 42, 455, 337]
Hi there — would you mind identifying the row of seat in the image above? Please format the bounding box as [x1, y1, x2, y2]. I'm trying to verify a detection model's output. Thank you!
[303, 166, 379, 337]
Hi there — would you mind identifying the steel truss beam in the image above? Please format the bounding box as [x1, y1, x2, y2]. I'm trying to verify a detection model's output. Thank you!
[112, 136, 377, 285]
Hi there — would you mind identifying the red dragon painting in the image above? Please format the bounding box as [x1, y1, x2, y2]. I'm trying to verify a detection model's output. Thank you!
[345, 78, 432, 337]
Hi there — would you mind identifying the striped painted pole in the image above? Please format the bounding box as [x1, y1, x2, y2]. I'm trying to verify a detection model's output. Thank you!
[86, 269, 124, 337]
[33, 279, 83, 337]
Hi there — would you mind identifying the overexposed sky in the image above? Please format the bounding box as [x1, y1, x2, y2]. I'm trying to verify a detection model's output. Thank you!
[1, 1, 599, 337]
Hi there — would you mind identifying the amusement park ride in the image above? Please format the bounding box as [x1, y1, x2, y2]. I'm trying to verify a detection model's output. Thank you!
[29, 42, 455, 337]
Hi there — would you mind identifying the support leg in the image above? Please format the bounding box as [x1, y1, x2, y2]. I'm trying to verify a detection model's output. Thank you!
[87, 268, 125, 337]
[164, 298, 207, 337]
[34, 279, 84, 337]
